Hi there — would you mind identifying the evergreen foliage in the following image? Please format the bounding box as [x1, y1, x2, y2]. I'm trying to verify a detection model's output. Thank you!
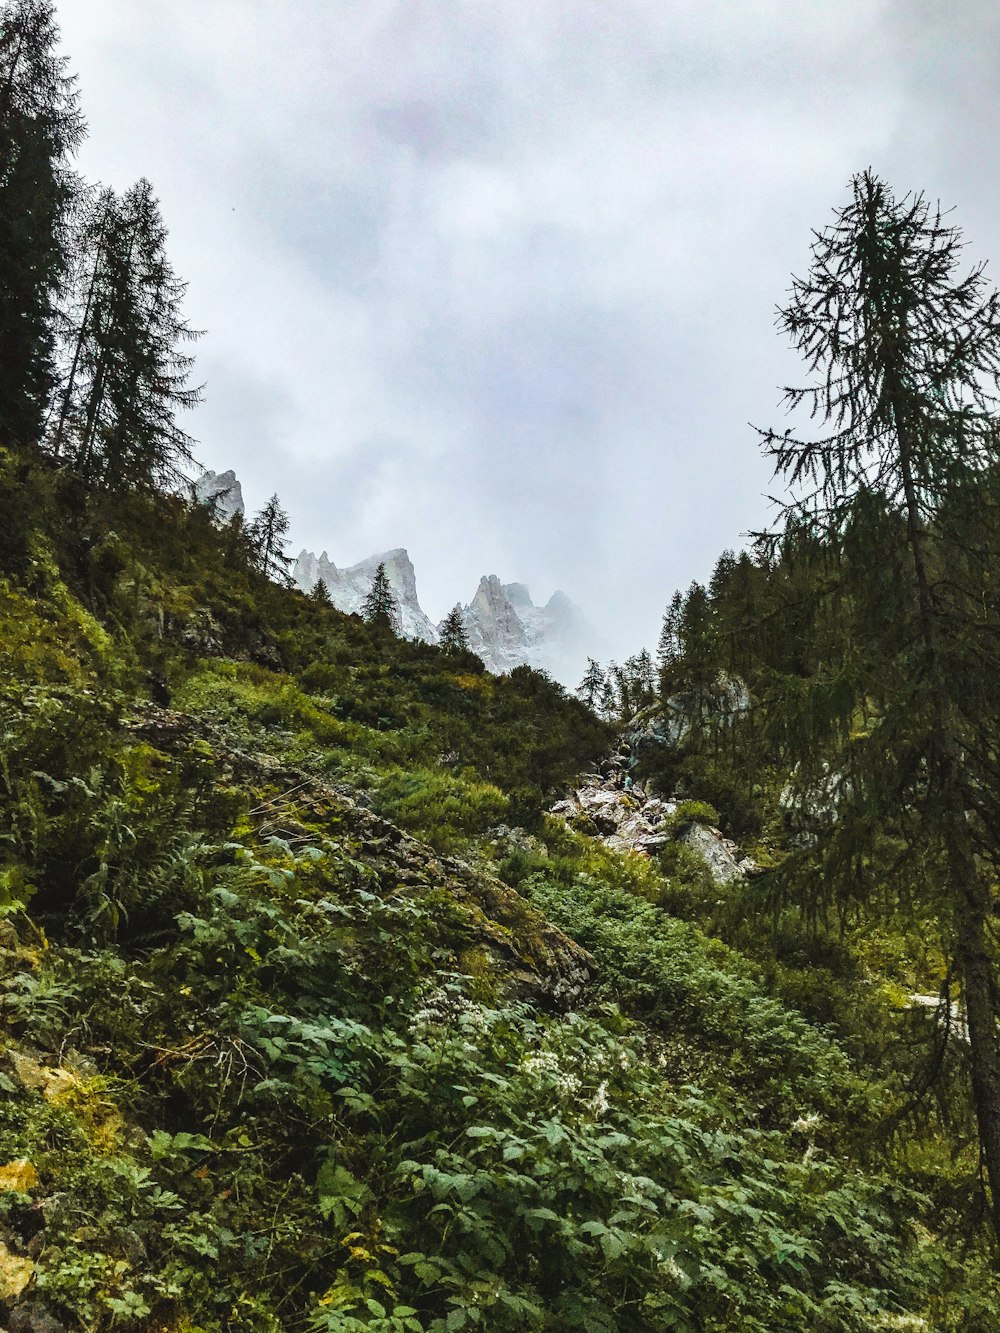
[310, 576, 333, 606]
[0, 0, 83, 445]
[1, 12, 999, 1324]
[438, 603, 469, 652]
[248, 492, 292, 583]
[576, 657, 607, 713]
[0, 454, 993, 1327]
[637, 172, 1000, 1249]
[751, 170, 1000, 1241]
[51, 178, 201, 489]
[363, 560, 400, 632]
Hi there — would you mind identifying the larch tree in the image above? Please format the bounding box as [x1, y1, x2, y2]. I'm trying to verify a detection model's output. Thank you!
[757, 170, 1000, 1239]
[249, 494, 292, 584]
[576, 657, 607, 712]
[0, 0, 83, 445]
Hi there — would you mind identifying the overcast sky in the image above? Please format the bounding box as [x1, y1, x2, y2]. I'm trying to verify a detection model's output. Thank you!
[54, 0, 1000, 662]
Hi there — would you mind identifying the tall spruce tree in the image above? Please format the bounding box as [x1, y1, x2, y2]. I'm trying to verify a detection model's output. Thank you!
[577, 657, 607, 712]
[0, 0, 83, 445]
[52, 178, 201, 490]
[757, 171, 1000, 1239]
[626, 648, 656, 705]
[656, 590, 684, 695]
[309, 577, 333, 607]
[362, 561, 399, 633]
[439, 604, 469, 652]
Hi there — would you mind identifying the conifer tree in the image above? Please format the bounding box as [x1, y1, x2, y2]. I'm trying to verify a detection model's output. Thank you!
[626, 648, 656, 705]
[678, 582, 713, 689]
[606, 661, 634, 723]
[221, 511, 254, 571]
[597, 676, 617, 723]
[52, 179, 201, 490]
[656, 591, 684, 695]
[0, 0, 83, 445]
[439, 604, 468, 652]
[576, 657, 607, 712]
[309, 578, 333, 607]
[248, 494, 292, 583]
[758, 170, 1000, 1239]
[362, 561, 399, 632]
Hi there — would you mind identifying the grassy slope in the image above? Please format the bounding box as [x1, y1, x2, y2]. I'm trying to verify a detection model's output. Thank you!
[0, 449, 996, 1331]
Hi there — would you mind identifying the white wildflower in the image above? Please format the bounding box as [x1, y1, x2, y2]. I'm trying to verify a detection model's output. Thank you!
[791, 1113, 821, 1135]
[590, 1080, 611, 1115]
[522, 1051, 561, 1077]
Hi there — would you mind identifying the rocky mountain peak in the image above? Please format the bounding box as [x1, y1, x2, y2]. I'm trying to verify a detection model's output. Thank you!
[467, 576, 529, 653]
[192, 468, 244, 521]
[502, 582, 533, 609]
[194, 469, 603, 683]
[292, 545, 437, 643]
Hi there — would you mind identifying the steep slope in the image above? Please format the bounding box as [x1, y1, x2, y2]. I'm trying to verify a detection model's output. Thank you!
[1, 448, 996, 1330]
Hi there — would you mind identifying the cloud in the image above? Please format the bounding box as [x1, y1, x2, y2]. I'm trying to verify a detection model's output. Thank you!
[54, 0, 992, 656]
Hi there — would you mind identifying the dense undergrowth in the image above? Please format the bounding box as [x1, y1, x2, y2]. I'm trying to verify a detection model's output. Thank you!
[0, 447, 997, 1330]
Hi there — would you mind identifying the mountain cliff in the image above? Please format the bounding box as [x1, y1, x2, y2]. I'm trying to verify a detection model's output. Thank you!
[191, 468, 244, 521]
[196, 464, 600, 682]
[292, 546, 439, 643]
[458, 575, 600, 682]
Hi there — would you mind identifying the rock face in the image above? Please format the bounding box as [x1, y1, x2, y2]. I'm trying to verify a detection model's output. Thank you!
[289, 552, 598, 683]
[622, 678, 751, 758]
[292, 547, 439, 644]
[192, 469, 244, 522]
[455, 576, 599, 681]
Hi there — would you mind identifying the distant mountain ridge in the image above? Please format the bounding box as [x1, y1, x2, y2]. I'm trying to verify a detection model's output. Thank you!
[292, 547, 439, 644]
[290, 547, 601, 685]
[193, 470, 600, 683]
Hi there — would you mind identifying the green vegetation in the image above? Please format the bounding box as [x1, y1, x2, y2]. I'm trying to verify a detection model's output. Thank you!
[2, 2, 1000, 1326]
[8, 454, 992, 1329]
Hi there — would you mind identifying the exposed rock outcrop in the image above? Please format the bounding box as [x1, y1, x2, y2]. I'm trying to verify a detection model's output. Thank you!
[192, 469, 244, 522]
[292, 547, 439, 643]
[622, 677, 750, 759]
[550, 762, 757, 883]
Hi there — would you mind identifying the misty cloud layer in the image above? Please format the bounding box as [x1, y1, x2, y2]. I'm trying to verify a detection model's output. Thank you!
[56, 0, 1000, 662]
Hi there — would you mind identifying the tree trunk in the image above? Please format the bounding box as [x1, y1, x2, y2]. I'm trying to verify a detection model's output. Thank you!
[955, 859, 1000, 1244]
[53, 210, 109, 455]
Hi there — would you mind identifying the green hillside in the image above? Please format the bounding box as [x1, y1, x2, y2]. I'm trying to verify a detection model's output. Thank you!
[3, 2, 1000, 1327]
[0, 452, 996, 1331]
